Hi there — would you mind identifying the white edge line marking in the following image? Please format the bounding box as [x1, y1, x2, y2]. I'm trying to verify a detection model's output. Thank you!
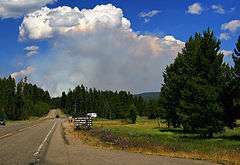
[33, 120, 57, 157]
[0, 133, 13, 139]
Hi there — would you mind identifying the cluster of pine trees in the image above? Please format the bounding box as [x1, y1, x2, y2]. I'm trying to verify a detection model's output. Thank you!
[0, 76, 51, 120]
[159, 29, 240, 137]
[54, 85, 155, 123]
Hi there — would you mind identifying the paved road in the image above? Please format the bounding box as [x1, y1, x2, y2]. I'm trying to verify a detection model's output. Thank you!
[0, 111, 58, 165]
[0, 110, 57, 139]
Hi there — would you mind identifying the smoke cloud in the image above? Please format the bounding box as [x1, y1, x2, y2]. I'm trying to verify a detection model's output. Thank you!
[19, 4, 185, 96]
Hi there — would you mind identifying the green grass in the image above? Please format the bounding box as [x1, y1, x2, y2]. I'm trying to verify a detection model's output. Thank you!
[105, 126, 240, 152]
[92, 117, 240, 164]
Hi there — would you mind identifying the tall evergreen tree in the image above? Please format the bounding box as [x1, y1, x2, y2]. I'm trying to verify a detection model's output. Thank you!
[221, 37, 240, 128]
[128, 104, 137, 124]
[221, 64, 235, 128]
[232, 36, 240, 120]
[61, 92, 67, 110]
[159, 29, 225, 136]
[233, 36, 240, 76]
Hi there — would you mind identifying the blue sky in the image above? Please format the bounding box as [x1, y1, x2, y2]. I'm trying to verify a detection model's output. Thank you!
[0, 0, 239, 95]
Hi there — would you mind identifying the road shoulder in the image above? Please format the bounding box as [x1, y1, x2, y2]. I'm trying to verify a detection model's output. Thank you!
[42, 119, 70, 165]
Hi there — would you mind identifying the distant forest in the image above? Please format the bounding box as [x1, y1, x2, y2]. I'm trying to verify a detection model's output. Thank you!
[0, 77, 51, 120]
[135, 92, 160, 100]
[53, 85, 156, 120]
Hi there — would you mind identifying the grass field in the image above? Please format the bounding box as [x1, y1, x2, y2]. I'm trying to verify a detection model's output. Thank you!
[77, 117, 240, 164]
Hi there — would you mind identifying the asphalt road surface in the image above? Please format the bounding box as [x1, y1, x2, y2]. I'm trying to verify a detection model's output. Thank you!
[0, 110, 58, 165]
[0, 109, 57, 139]
[0, 110, 217, 165]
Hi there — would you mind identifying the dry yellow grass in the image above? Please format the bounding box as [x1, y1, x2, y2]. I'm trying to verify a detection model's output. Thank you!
[95, 117, 167, 129]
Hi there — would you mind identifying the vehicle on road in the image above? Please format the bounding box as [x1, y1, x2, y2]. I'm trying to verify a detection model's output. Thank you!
[0, 118, 6, 126]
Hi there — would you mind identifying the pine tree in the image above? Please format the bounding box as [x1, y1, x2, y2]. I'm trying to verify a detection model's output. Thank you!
[159, 29, 225, 136]
[220, 64, 235, 128]
[146, 100, 158, 119]
[233, 36, 240, 76]
[61, 92, 67, 110]
[221, 37, 240, 128]
[4, 76, 16, 120]
[232, 36, 240, 120]
[128, 104, 137, 124]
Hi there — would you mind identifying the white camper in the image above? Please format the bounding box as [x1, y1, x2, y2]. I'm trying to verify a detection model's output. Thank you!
[87, 113, 97, 118]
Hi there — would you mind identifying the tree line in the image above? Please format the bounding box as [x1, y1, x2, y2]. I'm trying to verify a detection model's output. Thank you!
[0, 77, 51, 120]
[53, 85, 158, 123]
[159, 29, 240, 137]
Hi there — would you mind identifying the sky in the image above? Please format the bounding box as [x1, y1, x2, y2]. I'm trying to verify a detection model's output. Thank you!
[0, 0, 239, 96]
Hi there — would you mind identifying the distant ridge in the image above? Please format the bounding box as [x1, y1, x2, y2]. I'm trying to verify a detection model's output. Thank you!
[135, 92, 160, 100]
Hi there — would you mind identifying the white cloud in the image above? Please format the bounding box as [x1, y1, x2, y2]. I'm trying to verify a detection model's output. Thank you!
[211, 4, 225, 14]
[0, 0, 56, 18]
[187, 3, 202, 15]
[11, 66, 35, 79]
[24, 45, 39, 57]
[19, 4, 131, 40]
[19, 5, 184, 96]
[139, 10, 160, 18]
[220, 20, 240, 40]
[221, 20, 240, 32]
[138, 10, 160, 23]
[221, 50, 232, 56]
[220, 32, 230, 40]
